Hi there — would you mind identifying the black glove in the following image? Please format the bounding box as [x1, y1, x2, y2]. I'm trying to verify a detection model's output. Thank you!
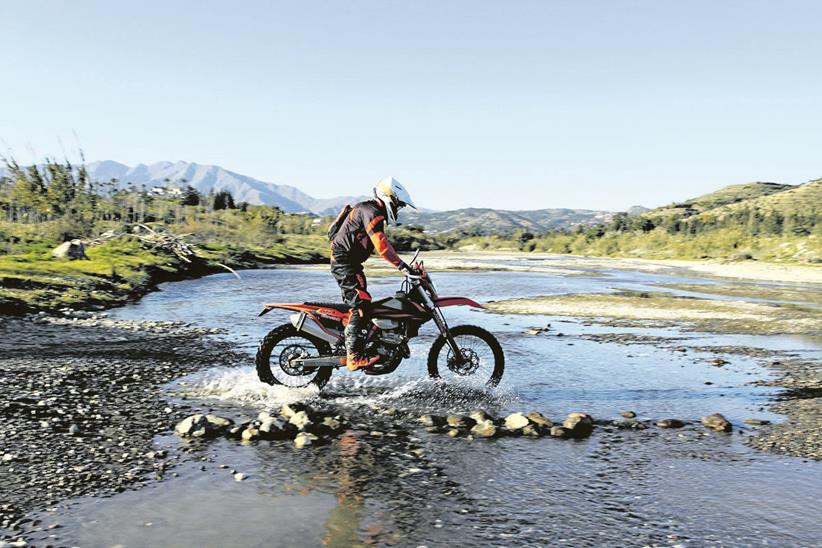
[398, 261, 416, 274]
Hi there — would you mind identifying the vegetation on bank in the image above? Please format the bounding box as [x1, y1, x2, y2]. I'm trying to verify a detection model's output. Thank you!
[1, 158, 820, 313]
[0, 159, 332, 312]
[458, 181, 822, 263]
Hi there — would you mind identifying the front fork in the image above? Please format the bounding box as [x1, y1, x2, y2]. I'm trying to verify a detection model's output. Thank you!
[418, 286, 463, 363]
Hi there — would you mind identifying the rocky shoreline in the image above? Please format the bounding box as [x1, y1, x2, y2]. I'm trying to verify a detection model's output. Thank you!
[578, 330, 822, 460]
[0, 314, 246, 541]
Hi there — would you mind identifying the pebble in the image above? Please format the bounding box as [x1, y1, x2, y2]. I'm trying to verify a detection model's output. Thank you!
[702, 413, 733, 432]
[294, 432, 319, 449]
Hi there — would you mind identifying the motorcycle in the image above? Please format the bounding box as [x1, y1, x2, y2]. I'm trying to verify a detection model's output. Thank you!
[255, 250, 504, 389]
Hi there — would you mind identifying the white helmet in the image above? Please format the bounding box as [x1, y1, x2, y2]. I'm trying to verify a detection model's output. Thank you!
[374, 176, 416, 225]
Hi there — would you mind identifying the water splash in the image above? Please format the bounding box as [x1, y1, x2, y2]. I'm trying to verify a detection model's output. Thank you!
[171, 365, 517, 415]
[172, 366, 321, 406]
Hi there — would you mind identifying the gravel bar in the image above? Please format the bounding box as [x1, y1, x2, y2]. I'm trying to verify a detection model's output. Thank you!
[0, 313, 245, 540]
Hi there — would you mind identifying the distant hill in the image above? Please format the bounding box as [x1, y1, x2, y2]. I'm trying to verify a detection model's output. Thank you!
[690, 179, 822, 227]
[642, 182, 794, 222]
[84, 160, 365, 215]
[400, 207, 614, 235]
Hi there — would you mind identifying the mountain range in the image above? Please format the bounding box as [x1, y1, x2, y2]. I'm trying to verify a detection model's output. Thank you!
[400, 208, 616, 235]
[83, 160, 364, 216]
[77, 161, 622, 233]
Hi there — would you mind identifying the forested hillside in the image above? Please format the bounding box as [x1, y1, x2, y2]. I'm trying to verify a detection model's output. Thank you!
[459, 181, 822, 262]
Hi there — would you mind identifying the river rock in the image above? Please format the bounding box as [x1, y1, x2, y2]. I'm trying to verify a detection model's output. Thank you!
[259, 416, 289, 439]
[446, 415, 477, 429]
[316, 416, 343, 435]
[563, 412, 594, 438]
[656, 419, 686, 429]
[288, 411, 313, 431]
[227, 423, 246, 439]
[446, 429, 462, 438]
[175, 414, 233, 438]
[418, 414, 446, 428]
[620, 410, 637, 418]
[52, 239, 88, 260]
[522, 424, 544, 437]
[504, 412, 530, 431]
[280, 402, 310, 419]
[294, 432, 319, 448]
[613, 419, 647, 430]
[241, 426, 260, 441]
[468, 410, 495, 423]
[702, 413, 732, 432]
[470, 420, 497, 438]
[526, 411, 552, 427]
[711, 358, 729, 367]
[744, 418, 771, 426]
[233, 472, 247, 481]
[550, 426, 570, 438]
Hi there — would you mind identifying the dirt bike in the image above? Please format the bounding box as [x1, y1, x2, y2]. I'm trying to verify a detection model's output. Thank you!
[256, 250, 504, 389]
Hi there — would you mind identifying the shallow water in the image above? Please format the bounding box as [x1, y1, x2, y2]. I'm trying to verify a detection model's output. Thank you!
[35, 263, 822, 547]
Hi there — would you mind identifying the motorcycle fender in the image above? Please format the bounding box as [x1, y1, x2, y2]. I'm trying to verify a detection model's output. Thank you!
[433, 297, 485, 309]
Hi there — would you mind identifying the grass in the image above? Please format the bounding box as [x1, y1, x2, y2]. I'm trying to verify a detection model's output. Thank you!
[0, 232, 328, 314]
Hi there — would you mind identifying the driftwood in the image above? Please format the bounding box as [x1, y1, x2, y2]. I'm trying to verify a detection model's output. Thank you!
[131, 224, 196, 263]
[83, 224, 242, 279]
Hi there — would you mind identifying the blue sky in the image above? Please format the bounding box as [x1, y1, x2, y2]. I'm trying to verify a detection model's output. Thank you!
[2, 1, 821, 210]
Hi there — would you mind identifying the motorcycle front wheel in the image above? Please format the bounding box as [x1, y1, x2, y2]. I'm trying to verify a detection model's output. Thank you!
[427, 324, 505, 386]
[256, 324, 334, 388]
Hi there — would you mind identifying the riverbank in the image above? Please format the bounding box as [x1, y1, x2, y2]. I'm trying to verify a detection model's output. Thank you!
[0, 313, 245, 539]
[5, 248, 821, 316]
[0, 235, 326, 315]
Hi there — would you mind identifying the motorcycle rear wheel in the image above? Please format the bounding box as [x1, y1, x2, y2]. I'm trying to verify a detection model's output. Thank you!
[427, 324, 504, 386]
[256, 324, 334, 388]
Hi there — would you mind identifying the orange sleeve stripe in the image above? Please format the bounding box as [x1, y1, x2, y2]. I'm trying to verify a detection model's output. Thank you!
[365, 215, 384, 235]
[369, 231, 401, 267]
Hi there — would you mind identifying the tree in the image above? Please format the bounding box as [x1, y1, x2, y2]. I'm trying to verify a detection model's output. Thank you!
[213, 190, 236, 210]
[180, 185, 201, 206]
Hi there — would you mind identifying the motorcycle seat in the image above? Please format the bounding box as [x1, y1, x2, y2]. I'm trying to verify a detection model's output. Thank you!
[305, 301, 351, 313]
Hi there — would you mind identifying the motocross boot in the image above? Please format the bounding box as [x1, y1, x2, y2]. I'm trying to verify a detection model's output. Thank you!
[344, 310, 379, 371]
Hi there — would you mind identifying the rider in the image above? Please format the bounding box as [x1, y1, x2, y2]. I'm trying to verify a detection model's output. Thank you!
[329, 176, 417, 371]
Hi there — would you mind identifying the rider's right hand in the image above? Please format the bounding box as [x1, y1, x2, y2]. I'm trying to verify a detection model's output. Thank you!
[398, 261, 419, 275]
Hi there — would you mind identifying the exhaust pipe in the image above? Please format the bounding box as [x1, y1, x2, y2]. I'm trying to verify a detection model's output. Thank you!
[290, 313, 340, 345]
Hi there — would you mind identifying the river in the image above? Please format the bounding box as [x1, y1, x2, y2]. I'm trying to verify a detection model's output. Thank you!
[31, 263, 822, 547]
